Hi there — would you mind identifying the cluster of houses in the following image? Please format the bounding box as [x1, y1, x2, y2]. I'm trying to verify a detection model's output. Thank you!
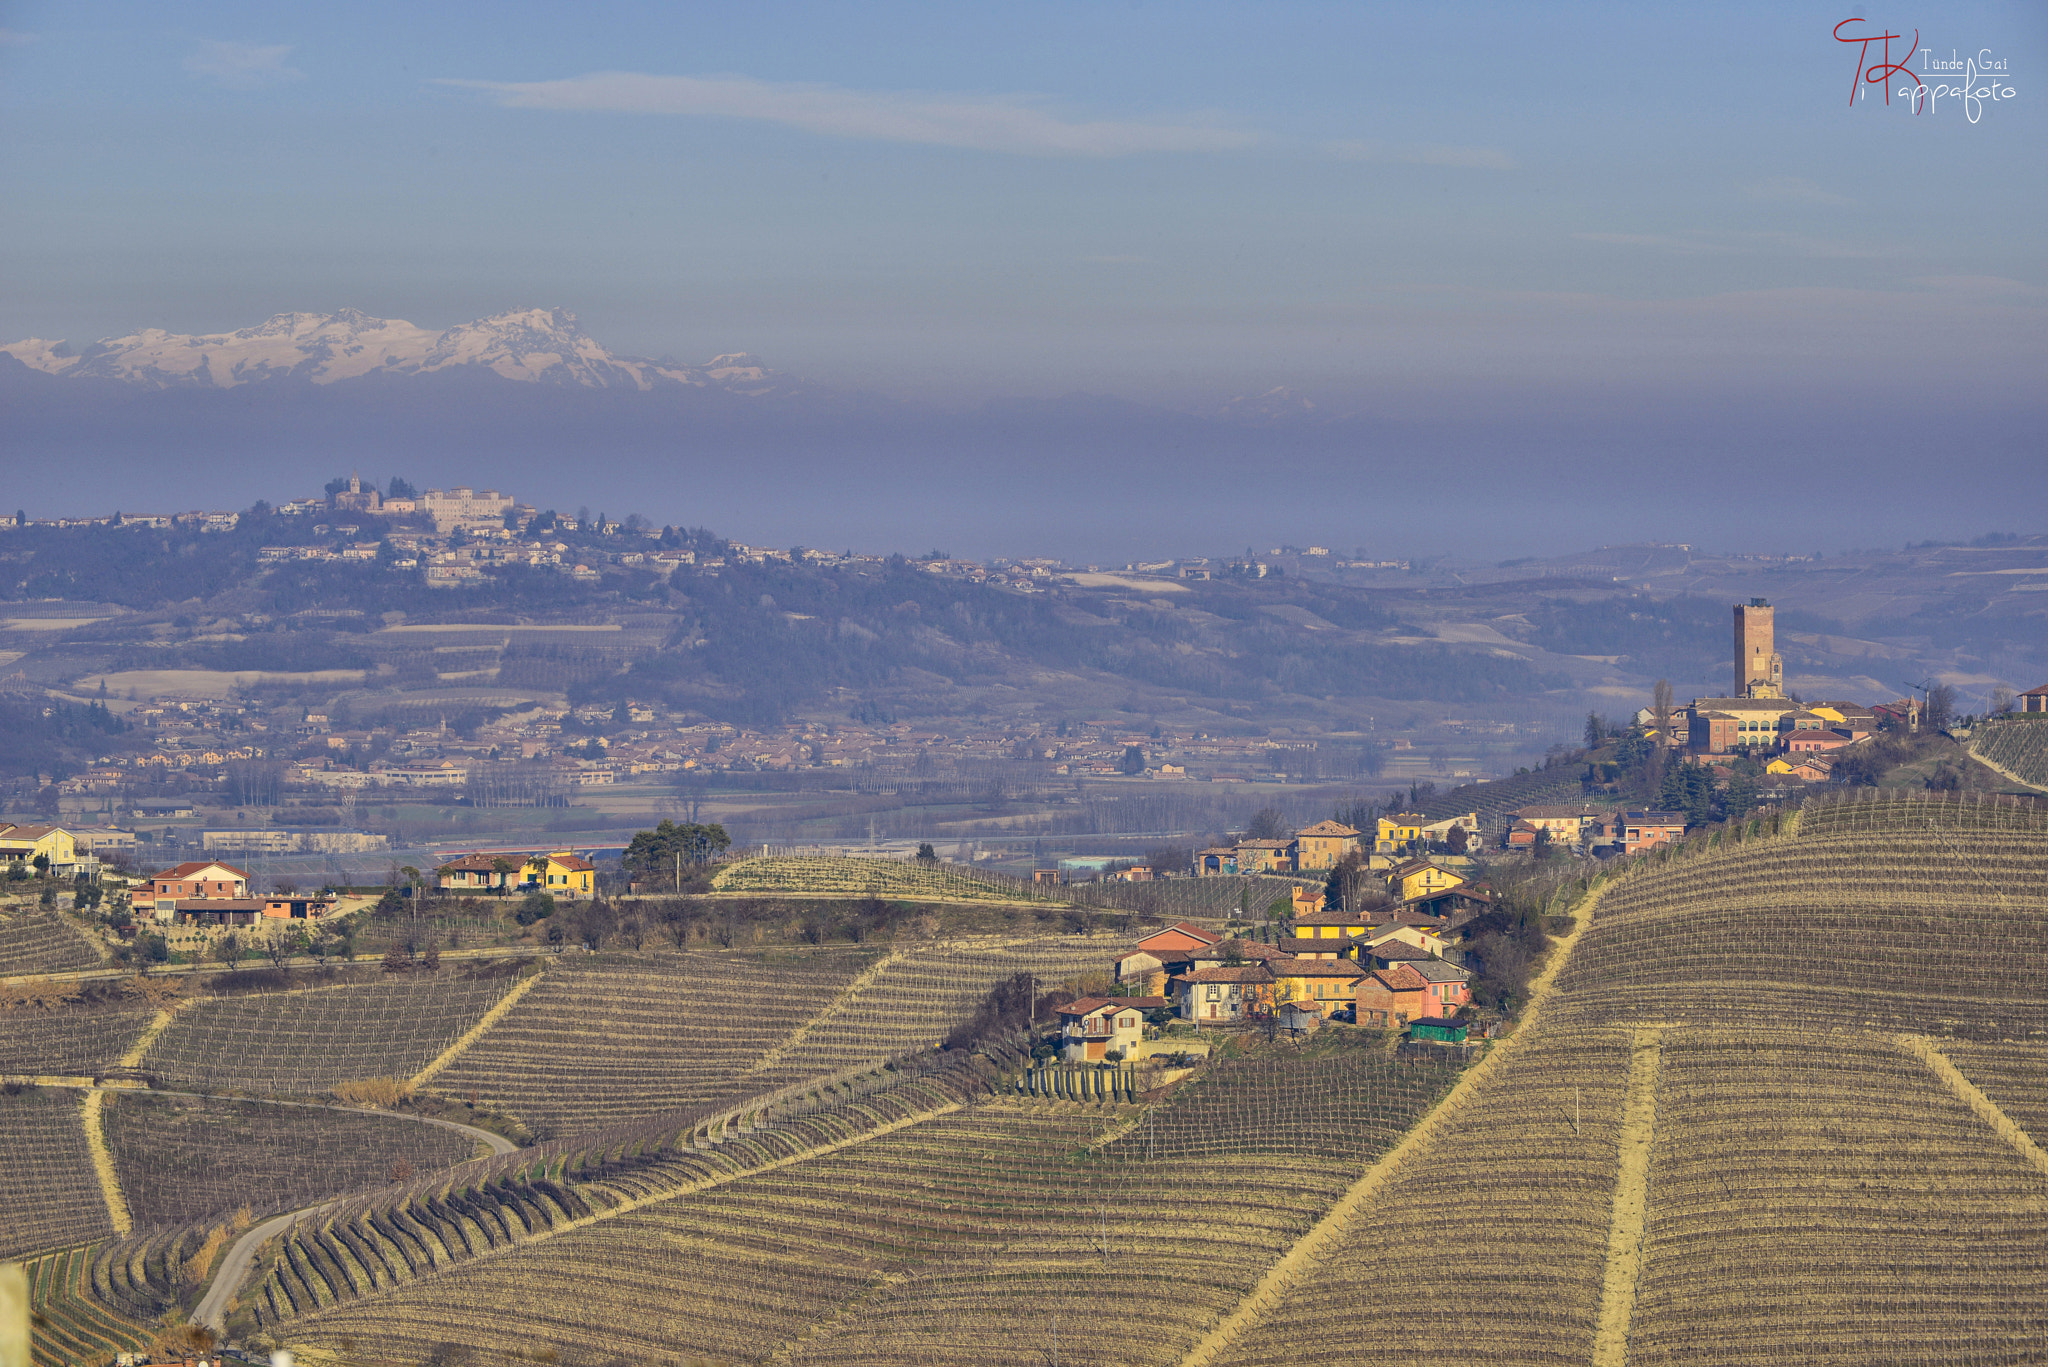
[1191, 814, 1481, 876]
[128, 848, 599, 929]
[1057, 859, 1492, 1059]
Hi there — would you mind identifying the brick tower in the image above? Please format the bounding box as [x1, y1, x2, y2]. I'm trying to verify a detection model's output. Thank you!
[1734, 599, 1782, 698]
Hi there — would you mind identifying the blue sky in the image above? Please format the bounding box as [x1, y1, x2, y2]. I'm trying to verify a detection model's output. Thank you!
[4, 1, 2041, 403]
[1, 2, 2043, 557]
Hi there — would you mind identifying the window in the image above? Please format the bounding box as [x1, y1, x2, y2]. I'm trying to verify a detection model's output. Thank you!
[1206, 986, 1222, 1001]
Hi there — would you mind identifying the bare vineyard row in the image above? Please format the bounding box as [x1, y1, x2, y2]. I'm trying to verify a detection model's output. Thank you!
[434, 951, 870, 1138]
[18, 1244, 152, 1367]
[0, 1089, 115, 1261]
[280, 1105, 1348, 1367]
[0, 1006, 156, 1077]
[139, 974, 523, 1096]
[0, 905, 102, 976]
[1628, 1030, 2048, 1366]
[102, 1092, 477, 1227]
[1970, 721, 2048, 790]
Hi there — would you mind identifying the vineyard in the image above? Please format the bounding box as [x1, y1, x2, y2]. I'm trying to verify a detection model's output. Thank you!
[101, 1092, 477, 1226]
[0, 1087, 113, 1260]
[1064, 872, 1311, 919]
[140, 970, 527, 1095]
[0, 904, 102, 975]
[711, 854, 1059, 902]
[1625, 1029, 2048, 1365]
[1415, 763, 1589, 825]
[434, 936, 1115, 1134]
[275, 1100, 1348, 1367]
[433, 949, 874, 1138]
[1971, 716, 2048, 790]
[0, 1004, 155, 1077]
[18, 1244, 152, 1367]
[1551, 789, 2048, 1037]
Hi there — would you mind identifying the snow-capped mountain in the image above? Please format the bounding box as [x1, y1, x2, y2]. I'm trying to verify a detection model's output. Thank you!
[0, 307, 777, 394]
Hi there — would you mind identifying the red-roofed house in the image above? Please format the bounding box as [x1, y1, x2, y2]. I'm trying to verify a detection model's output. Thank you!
[1355, 964, 1433, 1029]
[2018, 684, 2048, 714]
[1136, 922, 1223, 956]
[1176, 964, 1276, 1025]
[1057, 996, 1166, 1062]
[148, 860, 250, 914]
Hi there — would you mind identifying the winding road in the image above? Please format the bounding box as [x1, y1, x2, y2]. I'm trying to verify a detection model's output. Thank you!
[73, 1083, 519, 1332]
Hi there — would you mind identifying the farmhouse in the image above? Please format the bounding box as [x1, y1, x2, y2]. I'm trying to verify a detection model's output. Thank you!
[1057, 997, 1165, 1062]
[1271, 957, 1366, 1017]
[438, 853, 521, 892]
[0, 823, 81, 872]
[1620, 811, 1687, 854]
[1291, 820, 1362, 870]
[1178, 964, 1276, 1024]
[1388, 859, 1465, 901]
[1356, 964, 1434, 1028]
[147, 861, 251, 913]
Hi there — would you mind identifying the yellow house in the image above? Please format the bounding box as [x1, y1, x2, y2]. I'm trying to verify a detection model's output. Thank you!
[1375, 813, 1427, 854]
[1388, 859, 1465, 901]
[1232, 838, 1294, 874]
[1290, 910, 1375, 942]
[1270, 957, 1365, 1016]
[524, 850, 596, 899]
[1291, 820, 1361, 870]
[0, 823, 78, 869]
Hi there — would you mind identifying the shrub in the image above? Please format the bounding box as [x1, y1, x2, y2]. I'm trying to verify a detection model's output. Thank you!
[334, 1077, 415, 1109]
[515, 891, 557, 926]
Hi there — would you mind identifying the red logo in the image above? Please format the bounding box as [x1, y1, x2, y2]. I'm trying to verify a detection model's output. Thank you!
[1835, 18, 1924, 110]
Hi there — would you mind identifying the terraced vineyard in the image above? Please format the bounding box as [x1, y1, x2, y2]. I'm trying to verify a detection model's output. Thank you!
[435, 949, 873, 1137]
[1972, 716, 2048, 789]
[141, 969, 527, 1095]
[1207, 790, 2048, 1367]
[1552, 790, 2048, 1037]
[745, 934, 1115, 1091]
[102, 1092, 477, 1226]
[0, 904, 101, 975]
[0, 1087, 113, 1260]
[19, 1244, 152, 1367]
[711, 854, 1058, 901]
[0, 1004, 154, 1076]
[1626, 1030, 2048, 1365]
[271, 1099, 1353, 1367]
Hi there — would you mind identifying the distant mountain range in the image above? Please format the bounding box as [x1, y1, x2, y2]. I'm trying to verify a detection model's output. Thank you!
[1, 307, 781, 395]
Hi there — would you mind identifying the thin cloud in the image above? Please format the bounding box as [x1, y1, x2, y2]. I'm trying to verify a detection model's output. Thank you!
[0, 29, 35, 46]
[1325, 139, 1514, 170]
[184, 40, 303, 88]
[1574, 229, 1885, 259]
[437, 71, 1255, 157]
[1742, 175, 1855, 206]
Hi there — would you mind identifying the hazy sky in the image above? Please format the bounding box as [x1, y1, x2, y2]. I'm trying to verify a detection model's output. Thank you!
[2, 2, 2043, 557]
[5, 2, 2042, 398]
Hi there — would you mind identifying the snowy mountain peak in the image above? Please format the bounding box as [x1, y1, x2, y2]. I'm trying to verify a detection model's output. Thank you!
[0, 309, 777, 394]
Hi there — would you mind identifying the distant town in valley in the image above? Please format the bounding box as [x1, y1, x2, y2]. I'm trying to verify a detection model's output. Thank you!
[4, 478, 2045, 1367]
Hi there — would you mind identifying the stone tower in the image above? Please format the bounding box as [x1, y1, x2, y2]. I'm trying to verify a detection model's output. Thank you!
[1734, 599, 1782, 698]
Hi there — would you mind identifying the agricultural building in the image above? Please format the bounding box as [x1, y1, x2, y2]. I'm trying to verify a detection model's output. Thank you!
[1056, 997, 1164, 1062]
[1177, 964, 1276, 1024]
[436, 853, 522, 892]
[2021, 683, 2048, 713]
[1290, 885, 1326, 916]
[1408, 1016, 1469, 1043]
[1356, 963, 1433, 1028]
[1277, 999, 1324, 1033]
[1194, 844, 1239, 874]
[1768, 754, 1834, 782]
[1188, 938, 1293, 971]
[1114, 948, 1168, 993]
